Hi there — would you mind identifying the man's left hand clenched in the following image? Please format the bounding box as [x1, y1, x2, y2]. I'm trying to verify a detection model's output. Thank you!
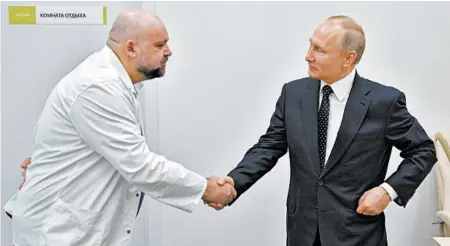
[356, 186, 391, 216]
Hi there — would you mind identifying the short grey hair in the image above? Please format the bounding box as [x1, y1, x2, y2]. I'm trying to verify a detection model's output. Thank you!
[327, 15, 366, 64]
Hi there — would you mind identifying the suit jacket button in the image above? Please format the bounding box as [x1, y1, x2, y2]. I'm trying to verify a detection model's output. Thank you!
[318, 180, 324, 186]
[314, 206, 318, 212]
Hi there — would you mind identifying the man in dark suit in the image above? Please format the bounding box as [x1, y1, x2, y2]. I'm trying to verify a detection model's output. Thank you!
[208, 15, 437, 246]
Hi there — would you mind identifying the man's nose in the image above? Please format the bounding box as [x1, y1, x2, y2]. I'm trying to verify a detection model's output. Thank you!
[305, 51, 314, 63]
[164, 45, 172, 57]
[305, 48, 314, 62]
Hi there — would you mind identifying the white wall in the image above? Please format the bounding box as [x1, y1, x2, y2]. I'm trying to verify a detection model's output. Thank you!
[0, 2, 153, 246]
[144, 2, 450, 246]
[0, 2, 2, 244]
[2, 2, 449, 246]
[140, 2, 164, 245]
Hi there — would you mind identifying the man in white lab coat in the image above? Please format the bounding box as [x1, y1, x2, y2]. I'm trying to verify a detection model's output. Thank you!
[7, 10, 234, 246]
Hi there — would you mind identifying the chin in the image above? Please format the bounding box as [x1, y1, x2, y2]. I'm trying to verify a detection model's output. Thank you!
[308, 69, 319, 79]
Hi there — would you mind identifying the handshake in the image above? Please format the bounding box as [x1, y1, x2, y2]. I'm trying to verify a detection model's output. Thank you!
[201, 176, 236, 210]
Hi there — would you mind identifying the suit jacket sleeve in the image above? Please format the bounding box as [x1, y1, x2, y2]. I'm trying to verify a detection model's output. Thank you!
[227, 84, 288, 203]
[384, 91, 437, 207]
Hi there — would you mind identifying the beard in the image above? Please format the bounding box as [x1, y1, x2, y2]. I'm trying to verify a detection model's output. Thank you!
[137, 66, 165, 80]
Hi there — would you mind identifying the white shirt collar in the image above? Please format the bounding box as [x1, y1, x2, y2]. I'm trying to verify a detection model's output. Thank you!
[320, 69, 356, 102]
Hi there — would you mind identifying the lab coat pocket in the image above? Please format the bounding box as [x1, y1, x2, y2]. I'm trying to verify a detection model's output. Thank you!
[12, 214, 46, 246]
[43, 198, 107, 246]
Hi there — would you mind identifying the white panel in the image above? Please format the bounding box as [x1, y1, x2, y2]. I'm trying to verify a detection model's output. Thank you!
[151, 2, 450, 246]
[140, 2, 163, 246]
[0, 2, 2, 244]
[35, 5, 105, 25]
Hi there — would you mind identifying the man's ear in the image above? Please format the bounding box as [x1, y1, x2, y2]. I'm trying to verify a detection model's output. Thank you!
[344, 51, 357, 67]
[125, 40, 137, 58]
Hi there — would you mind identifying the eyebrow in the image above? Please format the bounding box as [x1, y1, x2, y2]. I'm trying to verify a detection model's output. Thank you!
[155, 39, 169, 44]
[309, 38, 317, 46]
[309, 38, 326, 50]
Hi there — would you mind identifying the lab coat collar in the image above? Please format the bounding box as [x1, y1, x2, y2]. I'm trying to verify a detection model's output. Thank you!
[101, 45, 142, 97]
[134, 83, 143, 93]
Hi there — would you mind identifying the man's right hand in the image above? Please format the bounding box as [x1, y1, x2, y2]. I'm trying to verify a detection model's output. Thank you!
[202, 176, 236, 206]
[204, 176, 235, 210]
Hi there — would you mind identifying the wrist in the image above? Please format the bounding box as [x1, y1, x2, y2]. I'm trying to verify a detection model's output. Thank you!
[379, 186, 390, 200]
[379, 183, 396, 201]
[202, 177, 210, 201]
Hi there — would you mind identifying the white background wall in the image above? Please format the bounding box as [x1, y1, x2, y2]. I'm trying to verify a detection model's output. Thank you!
[1, 1, 450, 246]
[0, 2, 3, 244]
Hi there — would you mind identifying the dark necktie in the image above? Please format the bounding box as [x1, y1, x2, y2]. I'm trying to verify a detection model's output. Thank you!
[318, 85, 333, 171]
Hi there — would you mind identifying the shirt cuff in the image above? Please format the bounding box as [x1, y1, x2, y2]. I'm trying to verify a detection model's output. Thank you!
[380, 182, 398, 201]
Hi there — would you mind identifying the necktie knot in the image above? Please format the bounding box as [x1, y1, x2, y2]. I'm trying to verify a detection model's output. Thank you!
[322, 85, 333, 97]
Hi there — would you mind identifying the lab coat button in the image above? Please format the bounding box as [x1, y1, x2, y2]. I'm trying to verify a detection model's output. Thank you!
[127, 230, 131, 234]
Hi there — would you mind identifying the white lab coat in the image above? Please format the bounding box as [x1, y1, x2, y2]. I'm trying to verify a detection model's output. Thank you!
[6, 45, 207, 246]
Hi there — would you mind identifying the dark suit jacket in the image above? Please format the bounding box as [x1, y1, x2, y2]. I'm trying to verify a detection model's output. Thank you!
[227, 72, 437, 246]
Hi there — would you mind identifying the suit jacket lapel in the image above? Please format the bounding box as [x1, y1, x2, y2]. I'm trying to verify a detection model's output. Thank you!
[300, 79, 321, 175]
[319, 73, 371, 178]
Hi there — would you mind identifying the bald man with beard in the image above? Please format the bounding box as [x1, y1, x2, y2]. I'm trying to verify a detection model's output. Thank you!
[8, 10, 235, 246]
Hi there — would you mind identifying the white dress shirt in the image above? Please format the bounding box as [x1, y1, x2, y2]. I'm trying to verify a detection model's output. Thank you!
[319, 69, 398, 201]
[8, 45, 207, 246]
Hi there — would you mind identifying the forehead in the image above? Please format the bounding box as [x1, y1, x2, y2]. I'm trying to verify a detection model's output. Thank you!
[310, 23, 343, 49]
[145, 24, 169, 43]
